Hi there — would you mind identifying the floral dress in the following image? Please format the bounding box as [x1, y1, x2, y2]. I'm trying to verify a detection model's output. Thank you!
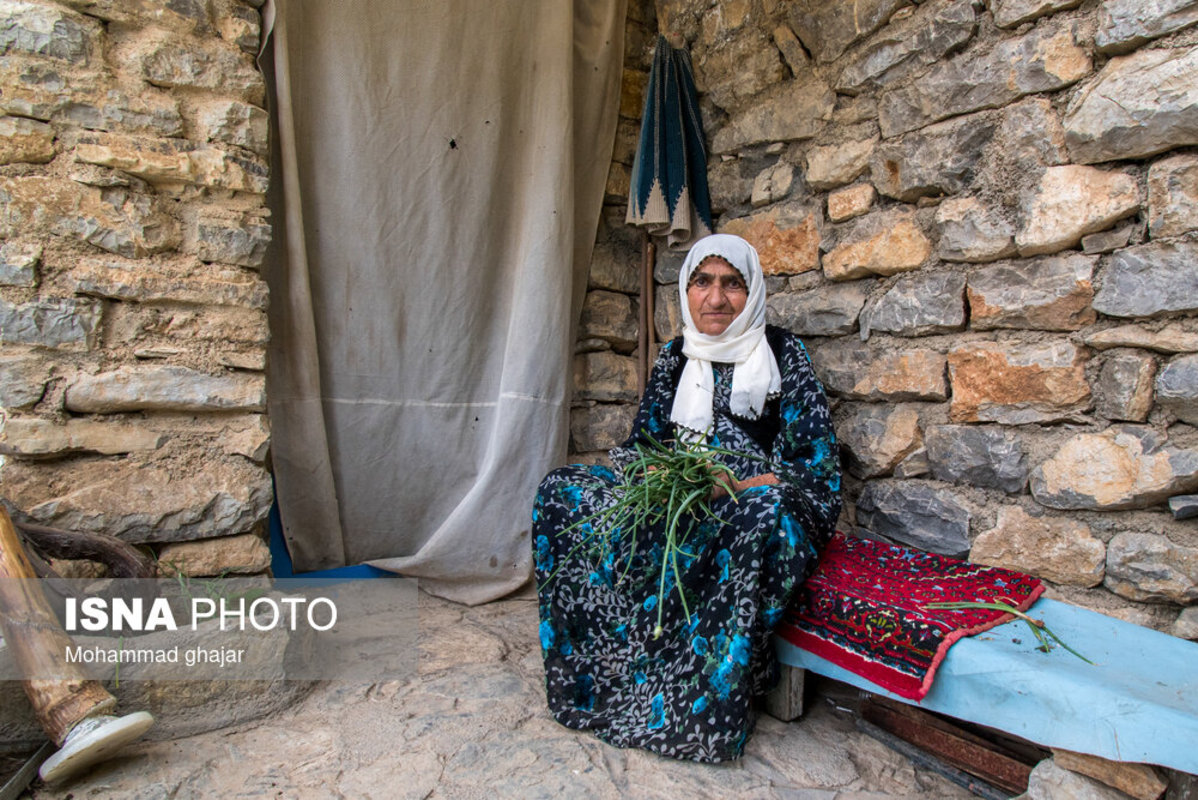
[532, 326, 842, 762]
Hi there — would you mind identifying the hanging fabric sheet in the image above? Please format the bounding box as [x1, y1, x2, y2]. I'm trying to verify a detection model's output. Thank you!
[262, 0, 627, 603]
[626, 35, 713, 251]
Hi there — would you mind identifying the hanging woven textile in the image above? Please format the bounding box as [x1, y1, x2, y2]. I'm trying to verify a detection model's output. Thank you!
[626, 35, 713, 251]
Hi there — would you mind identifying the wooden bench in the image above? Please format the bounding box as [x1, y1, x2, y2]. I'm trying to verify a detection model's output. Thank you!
[773, 597, 1198, 776]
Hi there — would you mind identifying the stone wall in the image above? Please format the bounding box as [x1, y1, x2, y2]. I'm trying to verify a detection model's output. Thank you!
[573, 0, 1198, 637]
[0, 0, 273, 578]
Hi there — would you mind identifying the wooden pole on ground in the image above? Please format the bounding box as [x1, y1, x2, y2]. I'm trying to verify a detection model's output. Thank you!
[0, 506, 116, 746]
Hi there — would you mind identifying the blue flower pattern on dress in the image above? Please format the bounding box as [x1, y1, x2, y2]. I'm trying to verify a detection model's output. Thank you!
[532, 326, 841, 762]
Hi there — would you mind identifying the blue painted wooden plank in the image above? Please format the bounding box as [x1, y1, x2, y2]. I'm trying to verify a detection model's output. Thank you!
[776, 598, 1198, 774]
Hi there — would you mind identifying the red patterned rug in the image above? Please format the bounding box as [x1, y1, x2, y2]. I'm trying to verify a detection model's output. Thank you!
[777, 532, 1044, 700]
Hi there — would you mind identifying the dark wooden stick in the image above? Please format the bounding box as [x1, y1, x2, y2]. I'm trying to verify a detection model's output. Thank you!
[12, 519, 155, 579]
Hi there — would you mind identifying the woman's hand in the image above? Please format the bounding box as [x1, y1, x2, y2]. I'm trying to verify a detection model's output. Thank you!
[710, 469, 779, 499]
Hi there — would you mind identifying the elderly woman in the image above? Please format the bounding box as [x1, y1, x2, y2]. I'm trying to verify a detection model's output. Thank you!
[532, 233, 841, 762]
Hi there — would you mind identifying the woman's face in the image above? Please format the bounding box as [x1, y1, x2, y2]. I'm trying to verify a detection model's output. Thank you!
[686, 256, 748, 336]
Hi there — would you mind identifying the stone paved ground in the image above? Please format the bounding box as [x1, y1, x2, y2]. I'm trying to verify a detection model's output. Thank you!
[27, 590, 973, 799]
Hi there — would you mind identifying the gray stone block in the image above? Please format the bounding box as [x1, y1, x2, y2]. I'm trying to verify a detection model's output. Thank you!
[855, 480, 971, 558]
[767, 281, 869, 337]
[966, 253, 1096, 332]
[1065, 46, 1198, 164]
[1156, 354, 1198, 425]
[935, 196, 1016, 264]
[65, 366, 265, 413]
[862, 271, 966, 337]
[1095, 0, 1198, 54]
[0, 297, 100, 349]
[924, 424, 1029, 493]
[993, 0, 1083, 28]
[0, 353, 50, 409]
[1169, 494, 1198, 520]
[1094, 241, 1198, 318]
[786, 0, 908, 63]
[871, 114, 996, 202]
[879, 22, 1090, 137]
[1105, 532, 1198, 604]
[1095, 350, 1156, 423]
[0, 1, 100, 64]
[196, 212, 271, 268]
[835, 0, 977, 94]
[0, 240, 39, 286]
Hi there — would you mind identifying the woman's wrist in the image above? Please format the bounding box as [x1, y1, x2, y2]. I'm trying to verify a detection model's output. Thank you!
[732, 472, 778, 491]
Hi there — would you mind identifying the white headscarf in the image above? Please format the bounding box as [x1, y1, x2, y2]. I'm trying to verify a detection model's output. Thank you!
[670, 233, 781, 439]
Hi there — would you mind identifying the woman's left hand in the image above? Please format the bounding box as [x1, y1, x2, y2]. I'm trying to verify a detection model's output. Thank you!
[710, 470, 779, 499]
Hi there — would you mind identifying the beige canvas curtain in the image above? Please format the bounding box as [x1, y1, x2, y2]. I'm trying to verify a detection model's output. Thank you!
[262, 0, 627, 603]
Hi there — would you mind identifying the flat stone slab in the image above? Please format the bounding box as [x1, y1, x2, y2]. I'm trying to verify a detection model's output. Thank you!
[24, 590, 972, 798]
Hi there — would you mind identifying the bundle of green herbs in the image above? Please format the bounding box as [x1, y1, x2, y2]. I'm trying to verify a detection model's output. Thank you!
[542, 434, 762, 638]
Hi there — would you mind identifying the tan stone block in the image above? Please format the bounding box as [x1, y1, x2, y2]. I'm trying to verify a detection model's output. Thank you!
[1027, 759, 1135, 800]
[157, 533, 271, 577]
[804, 138, 875, 190]
[948, 341, 1090, 423]
[2, 456, 273, 543]
[720, 204, 821, 275]
[697, 32, 786, 111]
[65, 366, 266, 413]
[751, 162, 794, 207]
[0, 417, 164, 458]
[1147, 153, 1198, 239]
[0, 116, 55, 164]
[73, 257, 268, 309]
[220, 414, 270, 463]
[827, 183, 875, 223]
[141, 36, 265, 105]
[75, 131, 268, 194]
[836, 403, 923, 479]
[1051, 749, 1167, 800]
[605, 160, 630, 203]
[966, 254, 1097, 331]
[218, 352, 265, 372]
[573, 351, 639, 403]
[1031, 427, 1198, 511]
[1017, 164, 1141, 256]
[0, 175, 180, 258]
[1084, 323, 1198, 354]
[712, 75, 835, 153]
[580, 289, 638, 352]
[814, 341, 947, 401]
[823, 209, 931, 281]
[772, 24, 809, 74]
[570, 402, 636, 452]
[971, 506, 1105, 587]
[865, 351, 948, 400]
[161, 307, 269, 344]
[654, 287, 682, 342]
[620, 68, 647, 119]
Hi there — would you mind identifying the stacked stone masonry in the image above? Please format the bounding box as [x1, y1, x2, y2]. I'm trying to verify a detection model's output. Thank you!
[0, 0, 272, 577]
[573, 0, 1198, 640]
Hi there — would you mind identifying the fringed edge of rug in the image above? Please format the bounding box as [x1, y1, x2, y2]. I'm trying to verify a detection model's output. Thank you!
[913, 581, 1047, 700]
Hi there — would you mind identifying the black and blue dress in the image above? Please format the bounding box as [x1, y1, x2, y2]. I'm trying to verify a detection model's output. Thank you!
[532, 325, 842, 762]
